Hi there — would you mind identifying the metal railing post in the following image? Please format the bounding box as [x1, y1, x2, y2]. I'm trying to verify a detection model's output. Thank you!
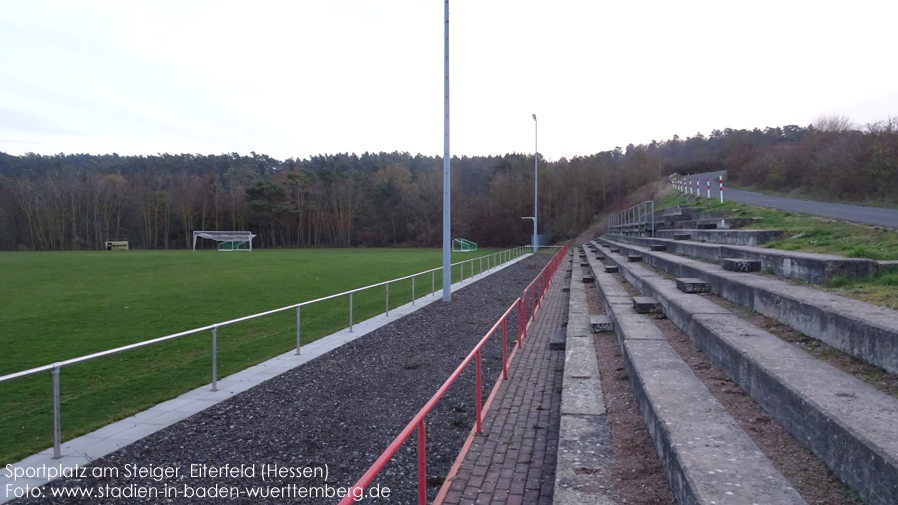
[418, 421, 426, 505]
[386, 283, 390, 317]
[349, 292, 354, 332]
[475, 350, 482, 434]
[432, 270, 435, 297]
[502, 318, 508, 380]
[296, 306, 301, 355]
[52, 364, 61, 459]
[211, 326, 218, 391]
[531, 286, 536, 322]
[412, 276, 415, 305]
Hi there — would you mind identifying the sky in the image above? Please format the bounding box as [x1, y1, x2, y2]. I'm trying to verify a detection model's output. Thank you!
[2, 0, 897, 161]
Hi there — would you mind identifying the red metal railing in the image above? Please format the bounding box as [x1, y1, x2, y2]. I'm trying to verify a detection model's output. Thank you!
[520, 243, 568, 343]
[337, 244, 569, 505]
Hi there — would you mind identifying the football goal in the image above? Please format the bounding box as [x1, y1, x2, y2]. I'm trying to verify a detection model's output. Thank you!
[192, 231, 256, 252]
[452, 238, 477, 252]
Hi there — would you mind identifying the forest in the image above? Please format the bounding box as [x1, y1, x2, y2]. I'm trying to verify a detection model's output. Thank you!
[1, 116, 895, 251]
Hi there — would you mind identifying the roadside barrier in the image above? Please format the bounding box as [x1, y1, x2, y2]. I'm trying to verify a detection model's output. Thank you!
[338, 243, 569, 505]
[669, 173, 724, 203]
[0, 246, 531, 460]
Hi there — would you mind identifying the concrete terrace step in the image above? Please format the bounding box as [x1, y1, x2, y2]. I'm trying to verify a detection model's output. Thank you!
[553, 249, 617, 504]
[585, 254, 806, 505]
[595, 237, 898, 376]
[595, 244, 898, 505]
[675, 217, 756, 230]
[609, 235, 878, 284]
[656, 228, 785, 246]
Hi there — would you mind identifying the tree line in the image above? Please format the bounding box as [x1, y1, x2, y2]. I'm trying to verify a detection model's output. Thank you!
[1, 116, 895, 251]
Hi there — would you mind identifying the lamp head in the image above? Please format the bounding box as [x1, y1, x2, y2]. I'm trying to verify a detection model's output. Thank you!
[532, 114, 536, 120]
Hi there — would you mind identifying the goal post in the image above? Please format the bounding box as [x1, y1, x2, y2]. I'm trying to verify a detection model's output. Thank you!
[192, 231, 256, 252]
[452, 238, 477, 252]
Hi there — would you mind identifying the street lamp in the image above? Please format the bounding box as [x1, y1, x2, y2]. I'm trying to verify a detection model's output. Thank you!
[532, 114, 538, 253]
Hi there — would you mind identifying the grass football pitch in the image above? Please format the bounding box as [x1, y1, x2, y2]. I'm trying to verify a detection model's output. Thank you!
[0, 247, 517, 465]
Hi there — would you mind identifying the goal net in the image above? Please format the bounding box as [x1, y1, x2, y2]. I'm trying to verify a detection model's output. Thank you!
[192, 231, 256, 252]
[452, 238, 477, 252]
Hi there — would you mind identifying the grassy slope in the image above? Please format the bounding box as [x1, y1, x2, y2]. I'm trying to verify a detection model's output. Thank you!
[656, 192, 898, 309]
[0, 247, 513, 464]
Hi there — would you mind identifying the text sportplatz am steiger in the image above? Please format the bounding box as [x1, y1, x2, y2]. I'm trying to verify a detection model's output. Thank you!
[5, 463, 392, 501]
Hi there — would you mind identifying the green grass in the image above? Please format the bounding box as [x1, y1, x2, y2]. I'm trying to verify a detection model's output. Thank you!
[0, 247, 519, 464]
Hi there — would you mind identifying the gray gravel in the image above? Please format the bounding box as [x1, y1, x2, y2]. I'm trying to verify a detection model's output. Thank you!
[13, 255, 550, 504]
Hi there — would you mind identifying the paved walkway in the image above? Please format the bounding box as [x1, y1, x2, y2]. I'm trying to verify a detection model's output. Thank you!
[438, 259, 569, 505]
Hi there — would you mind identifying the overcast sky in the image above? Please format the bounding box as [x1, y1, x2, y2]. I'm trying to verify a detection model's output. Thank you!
[2, 0, 897, 161]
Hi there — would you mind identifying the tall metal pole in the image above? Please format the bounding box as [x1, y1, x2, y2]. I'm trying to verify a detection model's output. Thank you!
[532, 114, 538, 253]
[442, 0, 451, 302]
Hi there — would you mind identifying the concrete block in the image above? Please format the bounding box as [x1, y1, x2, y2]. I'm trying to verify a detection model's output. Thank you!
[549, 330, 566, 350]
[627, 254, 642, 262]
[674, 233, 691, 240]
[675, 277, 710, 294]
[590, 315, 614, 333]
[650, 243, 667, 251]
[595, 254, 605, 260]
[721, 257, 761, 272]
[632, 296, 661, 314]
[582, 276, 595, 284]
[580, 262, 589, 267]
[609, 247, 620, 253]
[604, 265, 618, 273]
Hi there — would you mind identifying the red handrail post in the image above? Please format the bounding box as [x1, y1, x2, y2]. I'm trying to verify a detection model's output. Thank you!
[517, 298, 523, 348]
[418, 420, 426, 505]
[531, 286, 536, 322]
[502, 317, 508, 380]
[475, 350, 482, 434]
[538, 273, 543, 308]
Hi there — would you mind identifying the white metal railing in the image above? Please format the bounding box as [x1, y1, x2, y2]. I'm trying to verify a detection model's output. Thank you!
[607, 200, 655, 237]
[0, 246, 531, 460]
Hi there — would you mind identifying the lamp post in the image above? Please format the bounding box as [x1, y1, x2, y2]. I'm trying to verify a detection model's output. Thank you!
[532, 114, 538, 253]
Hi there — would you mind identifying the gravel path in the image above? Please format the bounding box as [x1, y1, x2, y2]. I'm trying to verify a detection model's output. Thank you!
[11, 255, 550, 505]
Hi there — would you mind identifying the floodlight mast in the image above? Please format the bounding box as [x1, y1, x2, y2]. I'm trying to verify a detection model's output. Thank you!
[532, 114, 538, 253]
[442, 0, 451, 302]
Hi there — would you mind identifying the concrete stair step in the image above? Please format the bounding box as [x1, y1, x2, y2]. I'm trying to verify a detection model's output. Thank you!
[609, 235, 878, 284]
[596, 242, 898, 505]
[595, 237, 898, 375]
[586, 255, 806, 505]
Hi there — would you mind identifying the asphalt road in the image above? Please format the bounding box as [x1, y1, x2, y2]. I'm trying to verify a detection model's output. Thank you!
[672, 170, 898, 229]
